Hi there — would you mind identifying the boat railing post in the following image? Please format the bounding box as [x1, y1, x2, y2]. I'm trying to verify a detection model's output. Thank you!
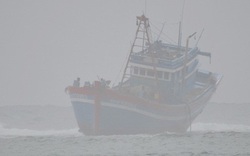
[185, 102, 192, 132]
[182, 32, 196, 92]
[94, 81, 101, 135]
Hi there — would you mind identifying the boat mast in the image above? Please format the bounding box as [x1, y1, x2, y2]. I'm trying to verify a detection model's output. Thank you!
[178, 21, 182, 47]
[120, 15, 152, 89]
[182, 32, 196, 92]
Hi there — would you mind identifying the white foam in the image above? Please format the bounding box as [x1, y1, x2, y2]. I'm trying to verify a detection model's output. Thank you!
[191, 123, 250, 132]
[1, 122, 250, 137]
[0, 123, 81, 137]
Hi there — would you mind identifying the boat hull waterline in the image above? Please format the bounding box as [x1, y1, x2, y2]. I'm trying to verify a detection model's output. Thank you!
[66, 73, 222, 135]
[66, 14, 222, 135]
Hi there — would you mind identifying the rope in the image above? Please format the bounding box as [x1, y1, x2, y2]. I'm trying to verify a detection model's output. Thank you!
[150, 22, 178, 44]
[112, 45, 132, 87]
[185, 102, 192, 132]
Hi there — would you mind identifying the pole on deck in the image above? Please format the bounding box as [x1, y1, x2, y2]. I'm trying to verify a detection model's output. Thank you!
[94, 81, 101, 135]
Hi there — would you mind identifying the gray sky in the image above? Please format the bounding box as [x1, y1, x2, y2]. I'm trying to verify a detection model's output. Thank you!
[1, 0, 250, 106]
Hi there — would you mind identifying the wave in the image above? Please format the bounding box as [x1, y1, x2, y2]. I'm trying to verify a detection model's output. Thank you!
[1, 122, 250, 137]
[0, 123, 81, 137]
[191, 122, 250, 132]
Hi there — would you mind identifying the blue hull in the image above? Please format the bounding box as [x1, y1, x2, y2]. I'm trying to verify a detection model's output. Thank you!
[72, 101, 193, 135]
[69, 72, 222, 135]
[66, 14, 223, 135]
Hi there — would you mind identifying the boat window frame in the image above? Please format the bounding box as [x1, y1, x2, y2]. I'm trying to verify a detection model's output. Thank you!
[164, 72, 169, 80]
[134, 66, 139, 75]
[147, 69, 155, 77]
[140, 68, 146, 76]
[157, 71, 163, 79]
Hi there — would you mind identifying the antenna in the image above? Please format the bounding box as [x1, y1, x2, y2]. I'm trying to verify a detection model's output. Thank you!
[156, 22, 165, 41]
[145, 0, 147, 16]
[178, 0, 185, 47]
[180, 0, 185, 22]
[195, 28, 204, 47]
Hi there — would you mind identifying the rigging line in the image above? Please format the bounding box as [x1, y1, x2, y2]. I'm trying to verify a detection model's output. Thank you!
[112, 44, 132, 87]
[157, 22, 166, 41]
[150, 22, 177, 44]
[158, 31, 178, 44]
[151, 30, 175, 44]
[195, 28, 204, 47]
[152, 34, 177, 46]
[150, 21, 178, 30]
[160, 31, 178, 44]
[150, 19, 179, 26]
[151, 31, 175, 44]
[151, 31, 172, 44]
[161, 38, 176, 45]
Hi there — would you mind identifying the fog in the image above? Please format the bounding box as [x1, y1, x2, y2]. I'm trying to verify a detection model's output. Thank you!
[1, 0, 250, 106]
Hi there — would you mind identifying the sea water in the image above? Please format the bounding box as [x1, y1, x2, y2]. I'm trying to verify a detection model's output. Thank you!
[0, 103, 250, 156]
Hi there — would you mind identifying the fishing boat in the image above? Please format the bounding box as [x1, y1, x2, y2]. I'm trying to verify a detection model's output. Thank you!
[65, 15, 222, 135]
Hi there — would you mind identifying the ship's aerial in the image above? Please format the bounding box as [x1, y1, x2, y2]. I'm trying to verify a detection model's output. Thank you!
[65, 14, 222, 135]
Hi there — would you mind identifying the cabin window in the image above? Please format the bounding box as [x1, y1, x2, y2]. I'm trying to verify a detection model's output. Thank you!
[147, 69, 155, 77]
[134, 66, 139, 75]
[187, 65, 191, 73]
[157, 71, 163, 78]
[177, 70, 181, 77]
[182, 68, 185, 76]
[164, 72, 169, 80]
[171, 73, 175, 81]
[140, 68, 146, 76]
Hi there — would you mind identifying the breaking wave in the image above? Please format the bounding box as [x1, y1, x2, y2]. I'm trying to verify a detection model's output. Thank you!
[1, 122, 250, 138]
[0, 123, 81, 137]
[192, 122, 250, 132]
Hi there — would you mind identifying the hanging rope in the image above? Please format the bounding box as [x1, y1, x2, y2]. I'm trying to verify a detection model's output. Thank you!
[149, 21, 178, 44]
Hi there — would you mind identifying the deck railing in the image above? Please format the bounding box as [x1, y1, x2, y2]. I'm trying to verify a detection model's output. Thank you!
[130, 47, 199, 69]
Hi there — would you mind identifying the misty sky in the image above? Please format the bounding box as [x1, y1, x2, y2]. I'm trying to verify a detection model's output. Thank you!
[1, 0, 250, 106]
